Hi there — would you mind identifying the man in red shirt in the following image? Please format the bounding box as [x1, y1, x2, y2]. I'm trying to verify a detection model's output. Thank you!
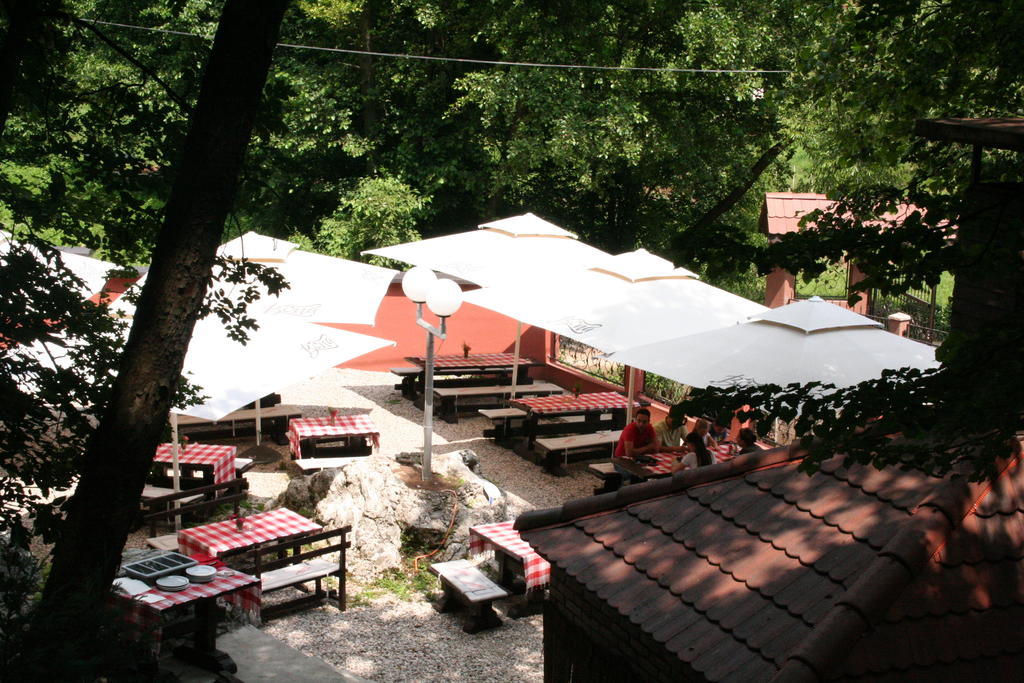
[614, 408, 658, 459]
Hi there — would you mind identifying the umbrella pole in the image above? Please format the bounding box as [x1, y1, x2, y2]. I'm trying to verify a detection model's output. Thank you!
[625, 366, 636, 422]
[170, 413, 182, 531]
[255, 397, 262, 446]
[510, 321, 522, 401]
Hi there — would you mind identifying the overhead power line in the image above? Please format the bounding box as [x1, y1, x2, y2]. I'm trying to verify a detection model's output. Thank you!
[80, 18, 791, 75]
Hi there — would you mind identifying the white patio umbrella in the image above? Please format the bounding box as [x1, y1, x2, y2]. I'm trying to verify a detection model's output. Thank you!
[1, 231, 125, 299]
[218, 232, 395, 325]
[364, 213, 611, 288]
[366, 213, 614, 398]
[463, 248, 768, 406]
[609, 296, 939, 389]
[113, 231, 396, 325]
[176, 317, 394, 421]
[110, 231, 397, 437]
[463, 248, 767, 354]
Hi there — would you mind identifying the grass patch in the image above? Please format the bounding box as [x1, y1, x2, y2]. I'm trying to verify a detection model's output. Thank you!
[350, 566, 436, 606]
[348, 530, 442, 606]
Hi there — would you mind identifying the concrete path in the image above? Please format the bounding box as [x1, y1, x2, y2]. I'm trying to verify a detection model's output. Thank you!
[161, 625, 366, 682]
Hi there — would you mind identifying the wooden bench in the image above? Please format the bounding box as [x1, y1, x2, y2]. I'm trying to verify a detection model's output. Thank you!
[396, 367, 534, 406]
[142, 478, 249, 551]
[177, 404, 302, 445]
[294, 456, 367, 474]
[234, 458, 255, 476]
[535, 430, 622, 475]
[430, 559, 511, 633]
[391, 367, 422, 399]
[479, 407, 528, 442]
[587, 462, 623, 495]
[433, 382, 564, 424]
[242, 526, 351, 621]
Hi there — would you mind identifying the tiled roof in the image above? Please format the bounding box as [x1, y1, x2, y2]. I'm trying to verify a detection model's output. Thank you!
[758, 193, 926, 238]
[517, 445, 1024, 681]
[760, 192, 833, 235]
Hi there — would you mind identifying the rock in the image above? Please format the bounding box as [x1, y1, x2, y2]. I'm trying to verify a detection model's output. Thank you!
[272, 450, 522, 581]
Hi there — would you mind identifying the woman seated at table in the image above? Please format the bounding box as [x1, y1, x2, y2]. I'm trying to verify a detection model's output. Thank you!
[671, 431, 714, 472]
[693, 418, 717, 450]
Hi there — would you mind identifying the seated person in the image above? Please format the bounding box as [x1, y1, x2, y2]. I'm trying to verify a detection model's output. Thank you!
[654, 405, 688, 453]
[671, 431, 714, 472]
[693, 418, 716, 450]
[614, 408, 658, 484]
[709, 415, 731, 445]
[737, 427, 759, 454]
[614, 408, 658, 459]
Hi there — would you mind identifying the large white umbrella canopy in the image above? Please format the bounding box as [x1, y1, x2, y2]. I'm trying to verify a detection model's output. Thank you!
[113, 231, 396, 325]
[364, 213, 612, 287]
[177, 317, 393, 421]
[610, 296, 940, 389]
[462, 248, 768, 353]
[218, 232, 395, 325]
[1, 231, 123, 298]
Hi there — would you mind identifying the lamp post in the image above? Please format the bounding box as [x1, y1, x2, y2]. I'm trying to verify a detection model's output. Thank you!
[402, 266, 463, 481]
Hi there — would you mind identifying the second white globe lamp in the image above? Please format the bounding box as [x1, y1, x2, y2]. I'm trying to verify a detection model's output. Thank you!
[426, 278, 463, 318]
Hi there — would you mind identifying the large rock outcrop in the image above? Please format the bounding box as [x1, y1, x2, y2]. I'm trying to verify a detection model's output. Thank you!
[275, 450, 528, 579]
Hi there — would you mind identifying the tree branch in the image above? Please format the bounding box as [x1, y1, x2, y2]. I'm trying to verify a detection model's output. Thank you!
[70, 17, 193, 114]
[689, 141, 786, 233]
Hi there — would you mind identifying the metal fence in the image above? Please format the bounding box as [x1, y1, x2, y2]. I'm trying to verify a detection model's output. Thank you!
[762, 417, 798, 447]
[556, 337, 624, 386]
[556, 337, 695, 406]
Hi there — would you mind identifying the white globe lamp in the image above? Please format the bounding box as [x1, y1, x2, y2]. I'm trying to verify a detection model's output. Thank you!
[426, 278, 463, 318]
[402, 265, 437, 304]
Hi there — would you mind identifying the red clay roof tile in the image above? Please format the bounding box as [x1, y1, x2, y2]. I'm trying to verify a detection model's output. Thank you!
[519, 445, 1024, 681]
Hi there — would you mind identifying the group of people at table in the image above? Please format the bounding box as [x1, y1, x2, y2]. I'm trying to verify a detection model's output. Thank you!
[614, 404, 759, 482]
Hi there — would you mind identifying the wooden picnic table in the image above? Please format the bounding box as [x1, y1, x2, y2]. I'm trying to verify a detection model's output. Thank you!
[397, 353, 544, 402]
[612, 444, 740, 482]
[509, 391, 645, 452]
[287, 415, 379, 459]
[469, 520, 550, 592]
[177, 507, 322, 560]
[150, 443, 237, 489]
[111, 567, 260, 673]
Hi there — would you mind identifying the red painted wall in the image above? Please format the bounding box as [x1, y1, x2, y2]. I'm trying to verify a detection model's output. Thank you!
[323, 282, 548, 372]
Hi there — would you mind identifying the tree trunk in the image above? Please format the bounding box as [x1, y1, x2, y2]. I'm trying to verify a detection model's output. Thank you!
[0, 0, 48, 136]
[37, 0, 289, 623]
[689, 142, 785, 233]
[359, 1, 378, 173]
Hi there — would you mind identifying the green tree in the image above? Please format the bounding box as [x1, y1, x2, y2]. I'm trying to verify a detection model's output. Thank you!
[2, 3, 293, 675]
[312, 174, 426, 262]
[672, 1, 1024, 480]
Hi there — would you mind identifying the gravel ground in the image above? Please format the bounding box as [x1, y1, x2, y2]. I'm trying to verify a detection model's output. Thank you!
[115, 367, 592, 681]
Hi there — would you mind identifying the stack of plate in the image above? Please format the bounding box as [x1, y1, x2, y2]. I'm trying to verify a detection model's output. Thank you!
[155, 575, 189, 592]
[185, 565, 217, 583]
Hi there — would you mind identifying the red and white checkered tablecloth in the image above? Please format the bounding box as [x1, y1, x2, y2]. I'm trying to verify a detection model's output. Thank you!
[154, 443, 237, 485]
[639, 452, 679, 476]
[469, 521, 550, 591]
[112, 570, 260, 650]
[512, 391, 637, 415]
[288, 415, 380, 459]
[715, 443, 739, 463]
[641, 444, 738, 476]
[414, 353, 526, 369]
[178, 507, 322, 558]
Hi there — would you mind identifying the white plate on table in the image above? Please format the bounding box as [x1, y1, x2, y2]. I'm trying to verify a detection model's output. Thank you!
[185, 565, 217, 583]
[155, 575, 189, 592]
